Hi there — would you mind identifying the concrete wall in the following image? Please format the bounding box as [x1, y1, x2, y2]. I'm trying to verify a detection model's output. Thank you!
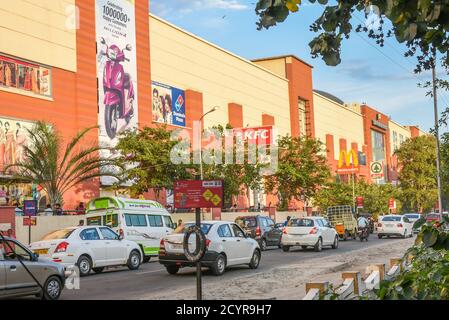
[15, 216, 81, 244]
[0, 0, 77, 72]
[149, 15, 291, 136]
[389, 120, 411, 154]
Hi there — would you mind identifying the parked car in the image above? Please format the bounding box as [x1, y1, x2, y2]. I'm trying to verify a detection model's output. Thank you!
[29, 226, 143, 276]
[280, 217, 339, 252]
[234, 215, 282, 250]
[1, 236, 66, 300]
[85, 197, 174, 263]
[426, 213, 443, 223]
[377, 215, 414, 239]
[159, 221, 261, 276]
[403, 213, 423, 233]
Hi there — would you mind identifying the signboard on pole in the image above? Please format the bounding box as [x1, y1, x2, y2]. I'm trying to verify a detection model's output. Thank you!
[370, 161, 384, 179]
[356, 196, 364, 208]
[23, 200, 37, 216]
[337, 149, 359, 174]
[388, 198, 396, 210]
[23, 216, 37, 226]
[174, 180, 224, 209]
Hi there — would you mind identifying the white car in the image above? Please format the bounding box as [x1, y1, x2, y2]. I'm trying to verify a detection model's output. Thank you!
[281, 217, 339, 252]
[159, 221, 261, 276]
[377, 215, 414, 239]
[29, 226, 143, 276]
[403, 213, 422, 233]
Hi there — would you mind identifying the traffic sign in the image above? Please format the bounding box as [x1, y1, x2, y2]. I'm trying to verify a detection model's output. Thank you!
[23, 200, 37, 216]
[370, 161, 384, 179]
[23, 216, 37, 226]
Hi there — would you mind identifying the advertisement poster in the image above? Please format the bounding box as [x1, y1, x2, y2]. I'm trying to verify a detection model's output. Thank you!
[0, 117, 34, 174]
[0, 54, 52, 97]
[152, 81, 186, 127]
[174, 180, 223, 209]
[95, 0, 138, 185]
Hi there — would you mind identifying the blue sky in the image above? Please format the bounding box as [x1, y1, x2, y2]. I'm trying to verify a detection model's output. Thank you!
[150, 0, 449, 132]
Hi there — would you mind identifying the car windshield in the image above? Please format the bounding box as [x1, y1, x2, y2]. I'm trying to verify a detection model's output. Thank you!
[235, 217, 257, 228]
[381, 216, 401, 222]
[289, 219, 314, 227]
[174, 223, 213, 235]
[41, 228, 75, 240]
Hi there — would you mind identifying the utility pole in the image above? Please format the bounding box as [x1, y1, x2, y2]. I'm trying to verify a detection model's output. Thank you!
[432, 60, 443, 213]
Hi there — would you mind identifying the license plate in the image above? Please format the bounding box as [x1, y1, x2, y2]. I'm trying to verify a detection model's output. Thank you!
[385, 224, 393, 228]
[34, 249, 48, 255]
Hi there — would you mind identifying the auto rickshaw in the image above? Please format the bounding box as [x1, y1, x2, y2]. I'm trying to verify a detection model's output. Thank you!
[326, 205, 358, 241]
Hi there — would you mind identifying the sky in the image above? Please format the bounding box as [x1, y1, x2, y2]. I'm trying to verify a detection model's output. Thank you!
[150, 0, 449, 133]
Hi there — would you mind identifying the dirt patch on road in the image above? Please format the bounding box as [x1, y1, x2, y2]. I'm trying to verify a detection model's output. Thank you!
[142, 238, 414, 300]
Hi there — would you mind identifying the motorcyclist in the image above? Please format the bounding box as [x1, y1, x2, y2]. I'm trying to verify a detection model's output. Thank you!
[357, 214, 369, 239]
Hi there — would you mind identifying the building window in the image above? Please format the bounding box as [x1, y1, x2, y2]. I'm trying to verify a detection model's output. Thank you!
[298, 98, 307, 137]
[399, 134, 404, 146]
[393, 131, 398, 151]
[0, 53, 52, 98]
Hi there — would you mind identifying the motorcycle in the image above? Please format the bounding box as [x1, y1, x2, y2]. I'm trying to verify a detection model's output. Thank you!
[357, 227, 369, 242]
[99, 37, 135, 139]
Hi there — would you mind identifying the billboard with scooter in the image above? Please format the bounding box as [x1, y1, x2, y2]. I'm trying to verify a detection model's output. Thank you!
[95, 0, 138, 186]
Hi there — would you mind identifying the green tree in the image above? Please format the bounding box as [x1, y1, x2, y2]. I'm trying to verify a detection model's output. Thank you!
[255, 0, 449, 67]
[6, 121, 118, 207]
[115, 126, 193, 199]
[265, 135, 331, 209]
[440, 132, 449, 210]
[395, 135, 438, 213]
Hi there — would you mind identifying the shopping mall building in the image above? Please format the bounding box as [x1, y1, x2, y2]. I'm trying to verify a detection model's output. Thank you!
[0, 0, 425, 211]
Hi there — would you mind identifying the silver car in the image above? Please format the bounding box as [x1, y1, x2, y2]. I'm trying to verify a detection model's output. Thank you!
[1, 237, 66, 300]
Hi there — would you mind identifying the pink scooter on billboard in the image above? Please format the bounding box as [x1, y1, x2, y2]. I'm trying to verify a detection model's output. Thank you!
[99, 37, 135, 139]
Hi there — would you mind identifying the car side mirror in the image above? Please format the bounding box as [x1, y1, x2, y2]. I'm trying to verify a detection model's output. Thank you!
[32, 253, 39, 261]
[118, 234, 124, 241]
[173, 223, 178, 229]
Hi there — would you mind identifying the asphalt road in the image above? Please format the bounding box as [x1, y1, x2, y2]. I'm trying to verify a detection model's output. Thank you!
[61, 236, 404, 300]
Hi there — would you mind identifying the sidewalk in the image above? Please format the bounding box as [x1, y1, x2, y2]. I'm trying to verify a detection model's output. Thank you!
[142, 237, 414, 300]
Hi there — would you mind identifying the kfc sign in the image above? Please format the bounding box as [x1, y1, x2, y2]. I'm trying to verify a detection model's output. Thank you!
[233, 126, 273, 145]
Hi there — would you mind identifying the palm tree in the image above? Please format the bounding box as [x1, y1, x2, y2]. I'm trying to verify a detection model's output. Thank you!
[6, 121, 121, 207]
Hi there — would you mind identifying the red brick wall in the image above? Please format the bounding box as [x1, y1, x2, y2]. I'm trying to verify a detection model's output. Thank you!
[228, 103, 243, 128]
[285, 57, 315, 138]
[0, 207, 15, 237]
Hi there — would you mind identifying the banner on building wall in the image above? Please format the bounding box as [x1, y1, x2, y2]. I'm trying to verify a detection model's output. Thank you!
[152, 82, 186, 127]
[0, 54, 52, 98]
[0, 117, 35, 174]
[95, 0, 138, 185]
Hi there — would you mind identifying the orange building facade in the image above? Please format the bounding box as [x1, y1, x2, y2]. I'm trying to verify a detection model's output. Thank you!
[0, 0, 424, 212]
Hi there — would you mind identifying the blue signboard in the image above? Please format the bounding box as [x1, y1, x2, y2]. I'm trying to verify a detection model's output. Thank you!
[23, 200, 37, 216]
[152, 81, 186, 127]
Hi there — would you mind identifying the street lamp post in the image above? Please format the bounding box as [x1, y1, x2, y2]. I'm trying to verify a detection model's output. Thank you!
[195, 106, 219, 301]
[198, 106, 220, 180]
[432, 61, 443, 213]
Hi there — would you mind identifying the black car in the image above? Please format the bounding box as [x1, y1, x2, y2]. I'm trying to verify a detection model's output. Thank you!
[235, 215, 282, 251]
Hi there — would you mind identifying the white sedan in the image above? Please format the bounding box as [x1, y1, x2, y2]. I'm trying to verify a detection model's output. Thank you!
[159, 221, 261, 276]
[281, 217, 339, 252]
[377, 215, 414, 239]
[29, 226, 143, 276]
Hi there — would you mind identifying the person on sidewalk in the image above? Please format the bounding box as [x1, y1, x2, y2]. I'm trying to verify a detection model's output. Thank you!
[44, 204, 53, 216]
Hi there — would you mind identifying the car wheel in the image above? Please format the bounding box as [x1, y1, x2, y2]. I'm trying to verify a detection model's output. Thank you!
[249, 250, 261, 269]
[127, 250, 141, 270]
[143, 256, 151, 263]
[314, 238, 323, 252]
[211, 254, 226, 276]
[92, 267, 105, 274]
[76, 255, 92, 277]
[42, 276, 62, 300]
[332, 236, 339, 249]
[282, 245, 290, 252]
[378, 234, 383, 239]
[260, 238, 267, 251]
[301, 245, 308, 250]
[166, 265, 180, 275]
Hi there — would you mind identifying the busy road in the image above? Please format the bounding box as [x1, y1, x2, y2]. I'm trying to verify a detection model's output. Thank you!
[61, 236, 403, 300]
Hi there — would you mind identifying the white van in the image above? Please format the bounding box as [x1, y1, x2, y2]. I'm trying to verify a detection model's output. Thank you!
[85, 197, 174, 262]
